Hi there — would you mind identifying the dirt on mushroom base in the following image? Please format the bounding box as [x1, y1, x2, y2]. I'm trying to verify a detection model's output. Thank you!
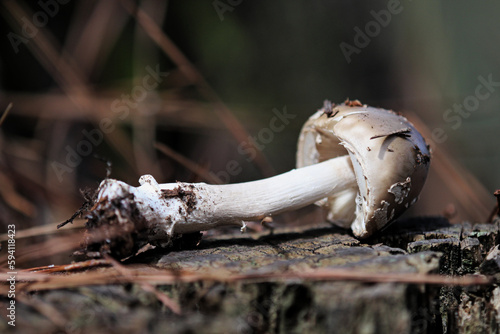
[66, 183, 202, 260]
[162, 184, 198, 214]
[75, 189, 149, 260]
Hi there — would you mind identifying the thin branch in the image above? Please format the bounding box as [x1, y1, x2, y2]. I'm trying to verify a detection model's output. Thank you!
[27, 259, 111, 274]
[0, 102, 13, 127]
[15, 294, 68, 331]
[0, 233, 81, 267]
[0, 220, 84, 242]
[155, 142, 223, 184]
[406, 112, 494, 221]
[0, 266, 492, 295]
[487, 189, 500, 222]
[63, 1, 127, 78]
[103, 255, 182, 315]
[119, 0, 275, 178]
[3, 1, 138, 176]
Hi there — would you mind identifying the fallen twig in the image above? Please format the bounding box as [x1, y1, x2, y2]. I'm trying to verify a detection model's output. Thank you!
[0, 265, 493, 296]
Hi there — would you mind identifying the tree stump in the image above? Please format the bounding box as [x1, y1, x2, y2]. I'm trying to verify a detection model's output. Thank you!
[1, 217, 499, 334]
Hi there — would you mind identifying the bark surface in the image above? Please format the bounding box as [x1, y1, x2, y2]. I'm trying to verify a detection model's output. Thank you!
[1, 217, 499, 334]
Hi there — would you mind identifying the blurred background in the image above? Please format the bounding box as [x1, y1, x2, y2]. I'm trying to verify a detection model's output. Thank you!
[0, 0, 499, 265]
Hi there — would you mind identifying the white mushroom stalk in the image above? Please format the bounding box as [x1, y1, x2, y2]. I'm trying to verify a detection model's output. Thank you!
[96, 155, 356, 236]
[82, 99, 430, 257]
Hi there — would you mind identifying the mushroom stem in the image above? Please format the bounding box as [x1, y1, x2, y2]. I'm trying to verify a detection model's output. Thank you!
[97, 156, 356, 236]
[175, 156, 356, 226]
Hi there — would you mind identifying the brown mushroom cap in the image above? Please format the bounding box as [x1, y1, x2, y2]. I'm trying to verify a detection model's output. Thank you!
[297, 100, 431, 238]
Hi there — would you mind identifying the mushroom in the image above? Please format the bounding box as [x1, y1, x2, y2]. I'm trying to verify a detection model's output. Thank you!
[83, 99, 430, 256]
[297, 100, 430, 238]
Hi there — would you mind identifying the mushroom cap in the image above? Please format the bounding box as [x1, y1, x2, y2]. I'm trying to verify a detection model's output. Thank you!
[297, 100, 431, 238]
